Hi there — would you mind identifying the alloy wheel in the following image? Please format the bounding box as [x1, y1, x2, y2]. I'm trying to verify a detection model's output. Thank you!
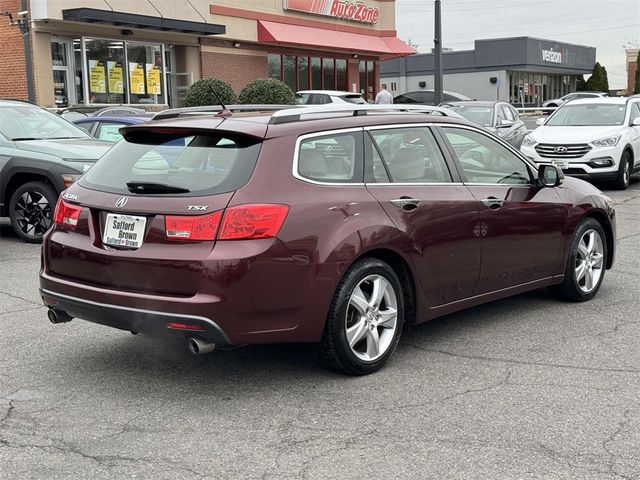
[14, 191, 53, 238]
[575, 228, 604, 294]
[345, 274, 398, 362]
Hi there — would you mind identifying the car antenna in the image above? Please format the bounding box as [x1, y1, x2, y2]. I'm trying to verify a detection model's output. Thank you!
[209, 86, 232, 118]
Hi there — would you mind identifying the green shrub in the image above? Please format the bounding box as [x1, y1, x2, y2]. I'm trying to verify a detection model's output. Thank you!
[184, 78, 237, 107]
[238, 78, 296, 104]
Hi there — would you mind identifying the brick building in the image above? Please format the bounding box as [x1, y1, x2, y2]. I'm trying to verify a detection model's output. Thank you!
[0, 0, 413, 108]
[627, 47, 639, 94]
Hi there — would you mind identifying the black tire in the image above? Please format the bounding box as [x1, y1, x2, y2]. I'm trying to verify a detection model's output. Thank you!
[8, 181, 57, 243]
[549, 218, 607, 302]
[614, 151, 632, 190]
[316, 258, 404, 375]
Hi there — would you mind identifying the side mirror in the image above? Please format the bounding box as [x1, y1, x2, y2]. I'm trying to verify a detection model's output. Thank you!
[536, 118, 546, 126]
[631, 117, 640, 127]
[538, 164, 564, 187]
[498, 119, 515, 128]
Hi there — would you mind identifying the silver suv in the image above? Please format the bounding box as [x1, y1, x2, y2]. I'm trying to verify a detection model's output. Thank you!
[543, 91, 609, 109]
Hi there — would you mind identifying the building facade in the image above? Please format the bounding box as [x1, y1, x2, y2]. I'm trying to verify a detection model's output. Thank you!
[381, 37, 596, 106]
[627, 48, 639, 94]
[0, 0, 413, 108]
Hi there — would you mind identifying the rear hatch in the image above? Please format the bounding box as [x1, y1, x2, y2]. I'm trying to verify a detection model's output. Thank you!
[47, 126, 263, 296]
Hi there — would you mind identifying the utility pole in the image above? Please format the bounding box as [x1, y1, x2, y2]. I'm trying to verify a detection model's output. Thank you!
[434, 0, 443, 105]
[20, 0, 35, 103]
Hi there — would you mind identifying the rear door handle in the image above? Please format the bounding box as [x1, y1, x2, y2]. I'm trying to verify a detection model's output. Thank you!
[480, 197, 504, 209]
[391, 198, 420, 211]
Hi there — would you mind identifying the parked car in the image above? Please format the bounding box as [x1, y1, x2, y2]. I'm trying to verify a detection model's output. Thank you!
[41, 104, 615, 375]
[440, 101, 528, 148]
[296, 90, 366, 105]
[394, 89, 472, 105]
[74, 115, 152, 142]
[542, 91, 609, 109]
[0, 100, 113, 242]
[521, 97, 640, 189]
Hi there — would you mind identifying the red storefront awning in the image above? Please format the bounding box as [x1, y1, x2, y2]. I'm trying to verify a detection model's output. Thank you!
[257, 21, 415, 59]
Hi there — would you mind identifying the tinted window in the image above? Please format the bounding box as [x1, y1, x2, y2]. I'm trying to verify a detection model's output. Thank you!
[339, 94, 366, 104]
[394, 92, 425, 104]
[297, 132, 362, 182]
[81, 132, 261, 196]
[95, 122, 126, 142]
[369, 127, 452, 183]
[75, 122, 94, 134]
[442, 127, 531, 184]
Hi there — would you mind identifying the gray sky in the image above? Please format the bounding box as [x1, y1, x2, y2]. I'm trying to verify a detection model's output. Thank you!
[395, 0, 640, 89]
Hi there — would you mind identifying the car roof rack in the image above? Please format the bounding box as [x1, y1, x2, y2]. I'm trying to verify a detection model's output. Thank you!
[153, 104, 300, 121]
[267, 104, 462, 125]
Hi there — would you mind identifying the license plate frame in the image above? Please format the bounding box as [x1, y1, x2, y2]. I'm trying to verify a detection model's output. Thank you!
[551, 158, 569, 170]
[103, 213, 147, 249]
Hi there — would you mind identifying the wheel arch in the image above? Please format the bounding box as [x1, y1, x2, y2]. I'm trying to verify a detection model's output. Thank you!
[4, 172, 57, 209]
[582, 211, 614, 269]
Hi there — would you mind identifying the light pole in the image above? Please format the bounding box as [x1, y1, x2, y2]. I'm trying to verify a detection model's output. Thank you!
[434, 0, 443, 105]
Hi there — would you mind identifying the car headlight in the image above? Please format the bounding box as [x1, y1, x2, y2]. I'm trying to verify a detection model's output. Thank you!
[61, 174, 82, 189]
[521, 135, 537, 147]
[591, 135, 621, 147]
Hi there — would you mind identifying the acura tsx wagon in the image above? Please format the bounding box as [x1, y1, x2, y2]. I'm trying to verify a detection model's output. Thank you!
[40, 104, 616, 375]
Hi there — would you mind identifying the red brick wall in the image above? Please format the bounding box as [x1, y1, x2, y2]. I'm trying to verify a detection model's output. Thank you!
[201, 50, 268, 94]
[629, 60, 638, 94]
[0, 0, 30, 100]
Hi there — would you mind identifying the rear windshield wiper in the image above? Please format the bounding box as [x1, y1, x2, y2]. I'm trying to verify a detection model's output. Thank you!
[126, 181, 190, 194]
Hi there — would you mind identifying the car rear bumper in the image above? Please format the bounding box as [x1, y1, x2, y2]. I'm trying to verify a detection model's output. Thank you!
[40, 286, 232, 346]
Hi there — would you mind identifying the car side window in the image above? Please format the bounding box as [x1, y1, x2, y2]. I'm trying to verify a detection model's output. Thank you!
[509, 106, 520, 120]
[368, 127, 452, 183]
[75, 122, 94, 134]
[495, 106, 506, 124]
[95, 122, 126, 142]
[297, 131, 362, 182]
[630, 103, 640, 122]
[501, 105, 514, 121]
[418, 92, 435, 104]
[442, 127, 532, 185]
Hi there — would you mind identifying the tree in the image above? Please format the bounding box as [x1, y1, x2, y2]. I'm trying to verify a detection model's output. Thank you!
[634, 51, 640, 94]
[238, 78, 295, 104]
[576, 75, 588, 91]
[586, 62, 609, 93]
[184, 78, 237, 107]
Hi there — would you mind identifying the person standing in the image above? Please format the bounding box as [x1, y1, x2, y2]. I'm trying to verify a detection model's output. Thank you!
[375, 84, 393, 104]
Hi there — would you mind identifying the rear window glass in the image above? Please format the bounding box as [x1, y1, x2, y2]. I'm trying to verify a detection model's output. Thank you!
[80, 131, 261, 196]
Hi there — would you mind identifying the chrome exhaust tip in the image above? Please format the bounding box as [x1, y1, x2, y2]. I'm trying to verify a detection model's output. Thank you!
[187, 337, 216, 355]
[47, 308, 72, 324]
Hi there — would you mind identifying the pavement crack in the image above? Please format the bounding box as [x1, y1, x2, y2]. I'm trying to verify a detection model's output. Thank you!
[0, 290, 42, 307]
[405, 343, 640, 375]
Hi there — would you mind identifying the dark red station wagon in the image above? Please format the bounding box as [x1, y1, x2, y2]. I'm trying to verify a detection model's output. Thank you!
[40, 105, 616, 375]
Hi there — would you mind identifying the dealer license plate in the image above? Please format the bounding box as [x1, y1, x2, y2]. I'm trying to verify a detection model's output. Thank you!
[103, 214, 146, 249]
[551, 159, 569, 170]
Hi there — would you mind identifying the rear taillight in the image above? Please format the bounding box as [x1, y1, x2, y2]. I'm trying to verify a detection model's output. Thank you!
[53, 199, 83, 229]
[165, 212, 222, 241]
[219, 204, 289, 240]
[163, 204, 289, 242]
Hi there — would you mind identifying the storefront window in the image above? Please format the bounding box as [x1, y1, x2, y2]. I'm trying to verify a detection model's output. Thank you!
[298, 57, 309, 90]
[85, 39, 126, 104]
[359, 60, 376, 102]
[311, 57, 322, 89]
[283, 55, 297, 91]
[268, 54, 282, 81]
[127, 43, 163, 105]
[323, 58, 335, 90]
[73, 40, 84, 104]
[336, 59, 347, 91]
[51, 41, 71, 107]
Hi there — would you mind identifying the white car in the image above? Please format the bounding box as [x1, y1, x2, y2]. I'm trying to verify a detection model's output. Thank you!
[521, 97, 640, 189]
[296, 90, 366, 105]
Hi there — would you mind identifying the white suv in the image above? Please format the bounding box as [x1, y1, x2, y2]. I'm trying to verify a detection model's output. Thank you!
[296, 90, 366, 105]
[521, 97, 640, 189]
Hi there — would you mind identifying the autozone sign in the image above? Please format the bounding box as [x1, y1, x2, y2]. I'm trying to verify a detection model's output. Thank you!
[284, 0, 380, 24]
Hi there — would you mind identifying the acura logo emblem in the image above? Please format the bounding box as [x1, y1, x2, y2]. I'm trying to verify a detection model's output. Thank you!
[554, 146, 568, 154]
[115, 197, 128, 208]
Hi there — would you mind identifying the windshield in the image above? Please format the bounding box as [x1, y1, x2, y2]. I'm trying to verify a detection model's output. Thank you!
[446, 105, 493, 127]
[80, 131, 262, 197]
[0, 105, 90, 140]
[546, 104, 627, 126]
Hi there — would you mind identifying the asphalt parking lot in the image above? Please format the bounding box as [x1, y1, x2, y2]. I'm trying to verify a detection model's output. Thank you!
[1, 179, 640, 479]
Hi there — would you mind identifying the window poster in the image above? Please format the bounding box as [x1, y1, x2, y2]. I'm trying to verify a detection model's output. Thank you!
[129, 62, 146, 95]
[107, 61, 124, 94]
[89, 60, 106, 94]
[146, 63, 162, 95]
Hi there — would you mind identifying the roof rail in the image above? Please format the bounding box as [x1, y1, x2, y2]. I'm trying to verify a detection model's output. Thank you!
[626, 94, 640, 102]
[153, 104, 299, 121]
[267, 104, 462, 125]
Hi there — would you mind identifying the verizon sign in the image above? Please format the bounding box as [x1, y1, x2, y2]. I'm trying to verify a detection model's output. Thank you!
[542, 48, 563, 64]
[284, 0, 380, 24]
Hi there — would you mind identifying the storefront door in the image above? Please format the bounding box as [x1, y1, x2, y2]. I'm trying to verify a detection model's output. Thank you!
[51, 39, 75, 107]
